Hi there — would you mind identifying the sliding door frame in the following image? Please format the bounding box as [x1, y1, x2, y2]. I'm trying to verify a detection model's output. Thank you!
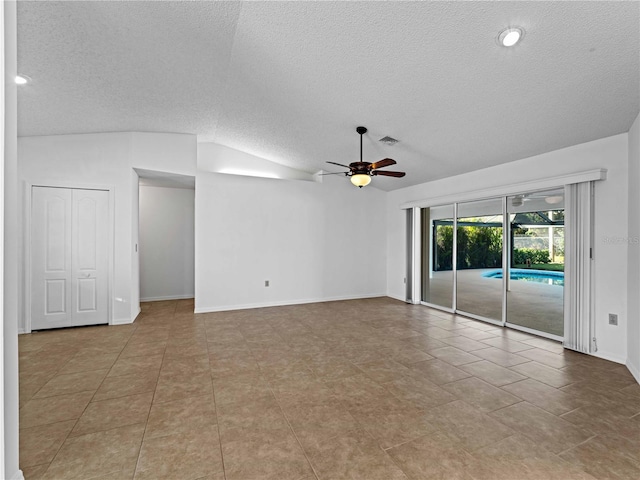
[416, 174, 595, 341]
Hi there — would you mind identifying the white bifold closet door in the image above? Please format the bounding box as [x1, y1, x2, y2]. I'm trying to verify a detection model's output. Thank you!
[31, 186, 109, 330]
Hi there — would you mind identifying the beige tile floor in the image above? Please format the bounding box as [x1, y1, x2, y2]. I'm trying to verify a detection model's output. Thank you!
[18, 297, 640, 480]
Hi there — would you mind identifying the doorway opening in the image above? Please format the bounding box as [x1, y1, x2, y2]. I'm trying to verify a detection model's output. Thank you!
[136, 169, 195, 307]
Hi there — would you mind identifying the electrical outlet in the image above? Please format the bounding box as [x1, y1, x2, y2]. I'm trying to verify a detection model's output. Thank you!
[265, 280, 269, 287]
[608, 313, 618, 326]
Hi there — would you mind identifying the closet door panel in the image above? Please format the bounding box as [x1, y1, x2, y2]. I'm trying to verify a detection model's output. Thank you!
[71, 189, 109, 326]
[31, 187, 73, 330]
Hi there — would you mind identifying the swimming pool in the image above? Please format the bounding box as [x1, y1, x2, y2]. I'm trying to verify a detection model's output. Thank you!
[482, 269, 564, 286]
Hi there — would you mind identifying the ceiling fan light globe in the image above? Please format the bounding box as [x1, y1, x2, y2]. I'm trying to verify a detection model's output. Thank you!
[545, 195, 564, 205]
[351, 174, 371, 188]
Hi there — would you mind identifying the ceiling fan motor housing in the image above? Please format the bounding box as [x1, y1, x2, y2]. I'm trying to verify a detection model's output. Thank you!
[349, 161, 371, 175]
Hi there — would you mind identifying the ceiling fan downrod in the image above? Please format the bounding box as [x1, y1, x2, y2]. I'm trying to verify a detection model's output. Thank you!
[356, 126, 367, 163]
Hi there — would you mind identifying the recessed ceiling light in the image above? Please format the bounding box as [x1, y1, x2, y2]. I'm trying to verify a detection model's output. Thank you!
[498, 27, 524, 47]
[15, 74, 31, 85]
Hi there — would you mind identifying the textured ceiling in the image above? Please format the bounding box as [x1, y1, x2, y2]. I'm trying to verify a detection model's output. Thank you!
[17, 1, 640, 190]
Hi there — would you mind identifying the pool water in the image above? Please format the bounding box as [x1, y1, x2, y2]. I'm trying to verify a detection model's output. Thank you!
[482, 269, 564, 286]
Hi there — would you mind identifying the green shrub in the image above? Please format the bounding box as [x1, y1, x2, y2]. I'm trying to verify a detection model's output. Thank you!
[434, 230, 551, 271]
[434, 225, 503, 271]
[464, 226, 502, 269]
[435, 225, 454, 270]
[513, 248, 550, 265]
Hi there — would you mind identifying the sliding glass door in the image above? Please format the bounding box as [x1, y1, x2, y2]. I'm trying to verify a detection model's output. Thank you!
[420, 205, 454, 309]
[455, 198, 504, 323]
[506, 189, 565, 337]
[419, 188, 566, 339]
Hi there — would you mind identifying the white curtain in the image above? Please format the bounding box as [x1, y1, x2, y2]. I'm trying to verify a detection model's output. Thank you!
[563, 182, 594, 353]
[405, 207, 421, 304]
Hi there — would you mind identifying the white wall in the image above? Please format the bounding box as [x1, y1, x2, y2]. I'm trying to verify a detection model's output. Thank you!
[195, 172, 386, 312]
[133, 132, 196, 176]
[198, 143, 316, 181]
[627, 113, 640, 381]
[18, 132, 196, 330]
[3, 0, 20, 477]
[139, 185, 194, 301]
[387, 134, 630, 365]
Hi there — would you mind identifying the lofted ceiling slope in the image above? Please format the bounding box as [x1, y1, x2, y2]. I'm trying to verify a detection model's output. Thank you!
[17, 1, 640, 190]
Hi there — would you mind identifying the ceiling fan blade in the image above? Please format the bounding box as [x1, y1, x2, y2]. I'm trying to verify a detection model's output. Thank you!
[372, 170, 406, 178]
[319, 171, 348, 176]
[327, 161, 352, 169]
[370, 158, 396, 170]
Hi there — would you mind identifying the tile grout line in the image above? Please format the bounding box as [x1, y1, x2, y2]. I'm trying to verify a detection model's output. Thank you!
[205, 321, 229, 480]
[131, 314, 165, 480]
[555, 433, 599, 457]
[266, 381, 321, 480]
[380, 437, 421, 479]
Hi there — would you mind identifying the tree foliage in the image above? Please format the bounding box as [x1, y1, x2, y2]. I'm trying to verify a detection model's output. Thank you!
[435, 225, 502, 271]
[432, 208, 564, 271]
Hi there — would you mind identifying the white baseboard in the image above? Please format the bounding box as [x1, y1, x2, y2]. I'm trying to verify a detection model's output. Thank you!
[194, 293, 386, 314]
[591, 350, 626, 365]
[626, 359, 640, 384]
[111, 316, 135, 326]
[140, 294, 194, 302]
[386, 293, 408, 303]
[11, 470, 25, 480]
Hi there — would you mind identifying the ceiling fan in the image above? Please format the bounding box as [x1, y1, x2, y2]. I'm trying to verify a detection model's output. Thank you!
[511, 191, 564, 207]
[324, 126, 406, 188]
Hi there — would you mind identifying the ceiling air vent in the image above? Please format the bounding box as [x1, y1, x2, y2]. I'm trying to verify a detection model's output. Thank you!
[379, 136, 399, 146]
